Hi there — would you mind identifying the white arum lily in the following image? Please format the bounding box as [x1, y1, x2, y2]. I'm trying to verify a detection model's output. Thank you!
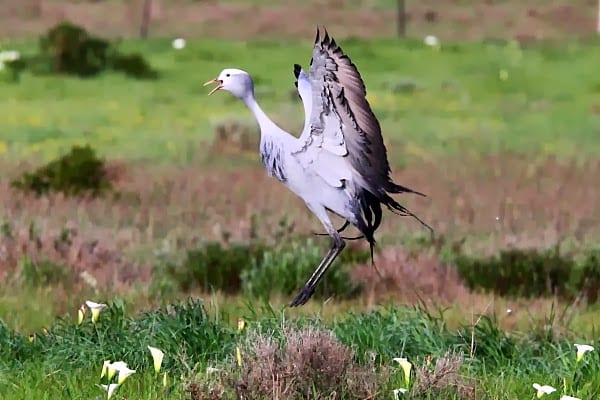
[148, 345, 165, 374]
[392, 357, 412, 387]
[206, 366, 221, 374]
[236, 346, 243, 367]
[532, 383, 556, 398]
[393, 388, 408, 398]
[237, 317, 246, 332]
[117, 366, 136, 384]
[77, 304, 86, 325]
[424, 35, 439, 47]
[100, 383, 119, 399]
[560, 396, 581, 400]
[85, 301, 107, 323]
[574, 343, 594, 362]
[107, 361, 129, 380]
[100, 360, 111, 379]
[172, 38, 186, 49]
[163, 371, 168, 387]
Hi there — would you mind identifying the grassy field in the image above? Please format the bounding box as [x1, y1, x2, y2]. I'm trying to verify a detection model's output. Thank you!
[1, 9, 600, 399]
[2, 36, 600, 163]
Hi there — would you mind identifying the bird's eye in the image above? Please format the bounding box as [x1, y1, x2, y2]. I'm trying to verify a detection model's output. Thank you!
[226, 73, 230, 77]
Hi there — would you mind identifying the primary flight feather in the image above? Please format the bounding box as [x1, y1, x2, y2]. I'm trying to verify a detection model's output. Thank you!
[204, 27, 432, 306]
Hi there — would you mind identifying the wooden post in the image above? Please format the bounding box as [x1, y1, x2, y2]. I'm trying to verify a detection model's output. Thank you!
[140, 0, 152, 39]
[397, 0, 406, 37]
[597, 0, 600, 34]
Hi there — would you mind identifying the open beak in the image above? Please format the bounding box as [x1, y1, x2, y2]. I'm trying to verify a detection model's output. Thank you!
[203, 78, 223, 96]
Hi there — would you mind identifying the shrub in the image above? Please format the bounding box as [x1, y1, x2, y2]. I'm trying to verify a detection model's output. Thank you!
[153, 239, 368, 300]
[13, 258, 75, 289]
[110, 52, 158, 80]
[241, 239, 366, 301]
[235, 326, 380, 400]
[34, 21, 110, 77]
[11, 144, 111, 196]
[453, 248, 600, 303]
[29, 21, 157, 79]
[157, 241, 266, 294]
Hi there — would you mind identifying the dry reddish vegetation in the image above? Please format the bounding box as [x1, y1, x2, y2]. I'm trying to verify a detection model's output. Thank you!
[1, 152, 599, 297]
[0, 0, 597, 41]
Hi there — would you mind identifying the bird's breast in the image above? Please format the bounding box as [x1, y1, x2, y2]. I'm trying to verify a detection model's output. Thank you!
[259, 140, 287, 183]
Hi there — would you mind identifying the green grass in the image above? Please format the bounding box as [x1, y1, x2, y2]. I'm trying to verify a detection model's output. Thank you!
[1, 298, 599, 399]
[2, 36, 599, 164]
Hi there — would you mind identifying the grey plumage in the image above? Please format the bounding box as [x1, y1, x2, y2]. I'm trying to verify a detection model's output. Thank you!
[204, 27, 432, 307]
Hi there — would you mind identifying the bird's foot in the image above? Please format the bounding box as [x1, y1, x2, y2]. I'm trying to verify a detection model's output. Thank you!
[289, 285, 315, 307]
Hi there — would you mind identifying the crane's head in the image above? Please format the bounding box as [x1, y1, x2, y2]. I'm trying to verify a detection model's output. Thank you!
[203, 68, 254, 99]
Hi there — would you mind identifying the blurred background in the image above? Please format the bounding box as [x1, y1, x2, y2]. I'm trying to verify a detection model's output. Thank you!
[1, 0, 600, 332]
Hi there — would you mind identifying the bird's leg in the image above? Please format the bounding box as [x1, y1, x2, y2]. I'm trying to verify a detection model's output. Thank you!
[290, 230, 345, 307]
[312, 220, 364, 240]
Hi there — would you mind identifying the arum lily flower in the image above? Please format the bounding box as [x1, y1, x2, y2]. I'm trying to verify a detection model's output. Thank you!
[206, 366, 221, 375]
[532, 383, 556, 398]
[100, 383, 119, 399]
[560, 396, 581, 400]
[424, 35, 439, 47]
[77, 304, 86, 325]
[574, 343, 594, 362]
[107, 361, 129, 380]
[393, 388, 408, 398]
[392, 357, 412, 387]
[237, 317, 246, 332]
[172, 38, 186, 49]
[117, 366, 136, 384]
[163, 372, 168, 387]
[28, 333, 35, 343]
[148, 345, 165, 374]
[100, 360, 111, 379]
[85, 301, 107, 323]
[236, 346, 243, 367]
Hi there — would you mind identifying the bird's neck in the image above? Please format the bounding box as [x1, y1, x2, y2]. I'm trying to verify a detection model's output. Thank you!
[243, 95, 286, 141]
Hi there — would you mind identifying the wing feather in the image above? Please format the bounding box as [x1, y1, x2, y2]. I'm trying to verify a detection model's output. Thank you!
[294, 27, 423, 197]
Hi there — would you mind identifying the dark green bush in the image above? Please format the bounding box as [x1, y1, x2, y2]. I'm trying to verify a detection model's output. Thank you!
[453, 248, 600, 302]
[34, 21, 110, 77]
[110, 52, 158, 80]
[158, 241, 267, 294]
[11, 144, 111, 196]
[153, 239, 369, 300]
[15, 258, 74, 288]
[29, 21, 157, 79]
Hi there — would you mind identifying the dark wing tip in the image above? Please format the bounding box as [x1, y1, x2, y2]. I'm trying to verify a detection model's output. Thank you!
[293, 63, 301, 79]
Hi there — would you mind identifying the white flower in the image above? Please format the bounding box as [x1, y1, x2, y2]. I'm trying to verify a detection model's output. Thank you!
[560, 396, 581, 400]
[77, 304, 86, 325]
[236, 346, 243, 367]
[148, 345, 165, 374]
[206, 366, 221, 375]
[424, 35, 439, 47]
[100, 383, 119, 399]
[85, 301, 107, 323]
[532, 383, 556, 398]
[574, 343, 594, 362]
[172, 38, 186, 50]
[162, 371, 168, 387]
[0, 50, 20, 62]
[392, 357, 412, 387]
[107, 361, 129, 380]
[393, 388, 408, 398]
[116, 366, 136, 384]
[100, 360, 111, 379]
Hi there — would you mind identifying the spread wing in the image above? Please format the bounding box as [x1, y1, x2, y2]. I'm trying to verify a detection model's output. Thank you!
[293, 27, 420, 197]
[293, 63, 312, 140]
